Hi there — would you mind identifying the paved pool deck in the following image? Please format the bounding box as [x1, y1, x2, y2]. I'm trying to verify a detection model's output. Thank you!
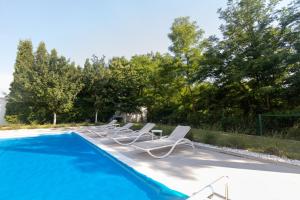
[1, 127, 299, 200]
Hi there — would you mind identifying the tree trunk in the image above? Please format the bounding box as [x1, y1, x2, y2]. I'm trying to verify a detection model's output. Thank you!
[123, 113, 127, 123]
[53, 112, 57, 125]
[95, 110, 98, 124]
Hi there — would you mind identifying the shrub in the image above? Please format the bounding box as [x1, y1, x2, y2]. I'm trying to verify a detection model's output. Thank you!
[263, 146, 281, 156]
[202, 133, 217, 145]
[222, 135, 246, 149]
[5, 115, 19, 124]
[286, 126, 300, 140]
[262, 145, 289, 158]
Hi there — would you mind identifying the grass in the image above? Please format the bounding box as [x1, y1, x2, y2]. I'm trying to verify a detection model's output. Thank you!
[1, 122, 300, 160]
[0, 122, 92, 130]
[140, 124, 300, 160]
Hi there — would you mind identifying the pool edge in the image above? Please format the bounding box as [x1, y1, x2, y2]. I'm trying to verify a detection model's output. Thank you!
[74, 131, 189, 198]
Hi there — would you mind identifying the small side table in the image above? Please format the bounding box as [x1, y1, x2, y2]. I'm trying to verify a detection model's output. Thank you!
[151, 129, 163, 139]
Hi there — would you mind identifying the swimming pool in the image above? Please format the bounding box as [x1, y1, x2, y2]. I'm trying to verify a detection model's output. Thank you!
[0, 133, 187, 200]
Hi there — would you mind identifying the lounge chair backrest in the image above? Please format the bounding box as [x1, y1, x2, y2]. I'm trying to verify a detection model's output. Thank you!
[168, 125, 191, 141]
[139, 123, 155, 133]
[123, 123, 134, 129]
[107, 120, 117, 125]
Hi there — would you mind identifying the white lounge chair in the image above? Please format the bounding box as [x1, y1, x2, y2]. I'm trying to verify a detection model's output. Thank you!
[94, 119, 118, 129]
[132, 125, 194, 158]
[86, 119, 118, 131]
[109, 122, 134, 133]
[80, 120, 118, 135]
[86, 122, 133, 137]
[109, 123, 156, 145]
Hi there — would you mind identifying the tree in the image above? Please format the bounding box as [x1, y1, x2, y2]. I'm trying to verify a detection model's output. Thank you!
[129, 54, 157, 106]
[7, 41, 83, 124]
[279, 0, 300, 108]
[75, 55, 115, 123]
[33, 42, 49, 104]
[200, 0, 289, 117]
[109, 57, 144, 115]
[87, 56, 111, 123]
[6, 40, 34, 123]
[5, 1, 300, 134]
[168, 17, 205, 122]
[43, 49, 83, 124]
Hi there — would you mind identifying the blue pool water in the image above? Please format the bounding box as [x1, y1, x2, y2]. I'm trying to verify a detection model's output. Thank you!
[0, 133, 187, 200]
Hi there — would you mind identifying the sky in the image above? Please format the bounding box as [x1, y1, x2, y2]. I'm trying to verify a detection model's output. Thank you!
[0, 0, 293, 96]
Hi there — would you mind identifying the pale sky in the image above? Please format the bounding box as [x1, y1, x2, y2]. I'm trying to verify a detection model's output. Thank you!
[0, 0, 293, 96]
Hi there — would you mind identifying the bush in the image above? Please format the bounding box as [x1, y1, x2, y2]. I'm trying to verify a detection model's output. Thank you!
[286, 126, 300, 140]
[5, 115, 19, 124]
[202, 133, 217, 145]
[263, 146, 281, 156]
[262, 145, 288, 158]
[219, 135, 246, 149]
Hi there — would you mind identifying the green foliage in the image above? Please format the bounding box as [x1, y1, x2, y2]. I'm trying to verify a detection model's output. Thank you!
[0, 122, 92, 131]
[286, 125, 300, 140]
[6, 41, 83, 124]
[209, 0, 288, 114]
[32, 44, 83, 124]
[202, 133, 218, 144]
[5, 0, 300, 136]
[74, 56, 111, 123]
[168, 16, 203, 56]
[195, 0, 300, 133]
[223, 135, 246, 149]
[6, 40, 35, 123]
[150, 123, 300, 159]
[5, 115, 20, 124]
[109, 57, 144, 113]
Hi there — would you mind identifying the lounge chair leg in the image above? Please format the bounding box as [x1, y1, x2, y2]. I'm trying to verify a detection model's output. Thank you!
[190, 141, 196, 153]
[145, 139, 196, 159]
[147, 149, 174, 159]
[112, 132, 155, 146]
[146, 141, 183, 159]
[112, 138, 136, 145]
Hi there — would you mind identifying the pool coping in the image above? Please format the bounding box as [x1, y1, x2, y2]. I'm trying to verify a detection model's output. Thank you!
[74, 132, 188, 198]
[75, 132, 192, 196]
[76, 132, 140, 172]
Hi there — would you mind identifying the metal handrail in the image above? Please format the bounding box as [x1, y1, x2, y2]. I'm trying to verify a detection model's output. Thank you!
[189, 176, 229, 200]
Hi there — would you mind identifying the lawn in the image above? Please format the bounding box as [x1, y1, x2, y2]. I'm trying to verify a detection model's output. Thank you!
[153, 124, 300, 160]
[0, 123, 92, 130]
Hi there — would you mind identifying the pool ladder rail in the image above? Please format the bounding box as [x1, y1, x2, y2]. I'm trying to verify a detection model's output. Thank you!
[188, 176, 229, 200]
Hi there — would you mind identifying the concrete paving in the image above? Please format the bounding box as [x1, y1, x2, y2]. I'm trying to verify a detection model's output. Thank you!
[88, 137, 300, 200]
[1, 127, 300, 200]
